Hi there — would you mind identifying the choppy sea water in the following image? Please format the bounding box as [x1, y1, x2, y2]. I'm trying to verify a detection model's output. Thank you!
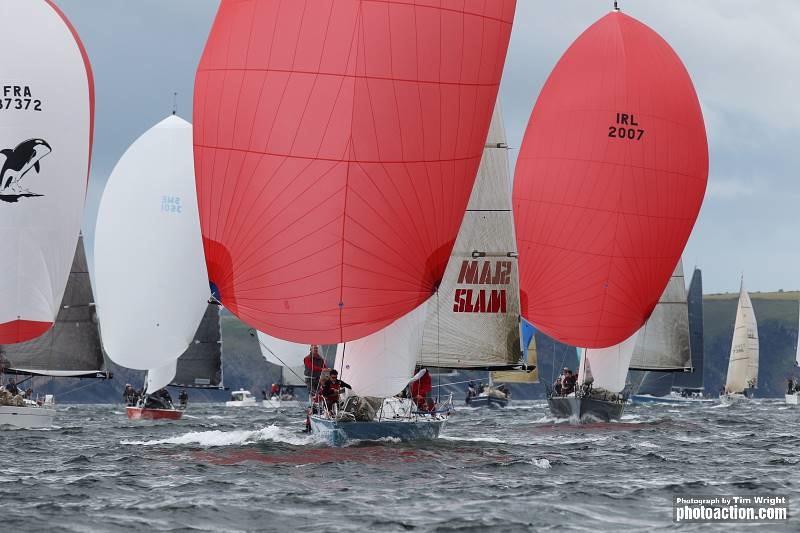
[1, 400, 798, 532]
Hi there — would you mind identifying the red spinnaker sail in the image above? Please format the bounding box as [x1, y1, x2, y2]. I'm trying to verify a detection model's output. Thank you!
[513, 12, 708, 348]
[194, 0, 515, 343]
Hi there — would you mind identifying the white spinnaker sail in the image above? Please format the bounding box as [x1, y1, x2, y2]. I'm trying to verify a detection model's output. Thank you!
[95, 116, 208, 370]
[0, 0, 93, 344]
[256, 331, 309, 386]
[725, 282, 759, 393]
[336, 299, 430, 398]
[145, 360, 178, 395]
[420, 99, 520, 368]
[578, 330, 640, 393]
[628, 261, 691, 371]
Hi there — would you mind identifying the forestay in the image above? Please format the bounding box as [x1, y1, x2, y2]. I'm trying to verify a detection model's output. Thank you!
[193, 0, 516, 343]
[0, 236, 105, 377]
[420, 99, 520, 368]
[256, 331, 309, 387]
[725, 281, 759, 393]
[335, 299, 430, 398]
[629, 261, 691, 372]
[0, 0, 94, 343]
[171, 304, 223, 389]
[95, 116, 209, 370]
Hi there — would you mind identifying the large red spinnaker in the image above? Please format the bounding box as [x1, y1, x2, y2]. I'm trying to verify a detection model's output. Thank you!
[194, 0, 515, 343]
[513, 11, 708, 348]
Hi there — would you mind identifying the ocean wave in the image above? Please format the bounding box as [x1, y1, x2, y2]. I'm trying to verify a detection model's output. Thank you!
[120, 424, 322, 447]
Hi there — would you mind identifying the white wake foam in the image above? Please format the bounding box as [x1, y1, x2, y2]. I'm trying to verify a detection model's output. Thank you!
[531, 458, 552, 469]
[121, 424, 322, 447]
[440, 435, 506, 444]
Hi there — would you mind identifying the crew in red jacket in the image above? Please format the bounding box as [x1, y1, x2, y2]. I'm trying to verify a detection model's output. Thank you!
[303, 345, 326, 393]
[410, 368, 434, 412]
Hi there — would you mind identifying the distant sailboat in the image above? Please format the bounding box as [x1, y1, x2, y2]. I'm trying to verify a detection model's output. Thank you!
[95, 116, 210, 420]
[0, 236, 108, 427]
[721, 280, 759, 404]
[784, 301, 799, 405]
[0, 0, 94, 429]
[628, 262, 711, 404]
[193, 0, 516, 444]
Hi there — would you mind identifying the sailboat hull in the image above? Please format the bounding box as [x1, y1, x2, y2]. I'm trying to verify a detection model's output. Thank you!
[784, 394, 798, 405]
[262, 398, 306, 410]
[720, 393, 749, 406]
[630, 394, 714, 405]
[126, 407, 183, 421]
[310, 415, 445, 446]
[466, 395, 508, 408]
[0, 405, 55, 429]
[547, 397, 625, 422]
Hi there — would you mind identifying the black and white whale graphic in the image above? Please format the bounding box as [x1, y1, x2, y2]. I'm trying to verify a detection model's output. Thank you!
[0, 138, 52, 202]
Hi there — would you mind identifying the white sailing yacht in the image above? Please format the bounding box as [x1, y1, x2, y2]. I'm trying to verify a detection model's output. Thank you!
[785, 301, 800, 405]
[721, 280, 759, 404]
[0, 1, 94, 429]
[95, 115, 211, 420]
[312, 100, 526, 441]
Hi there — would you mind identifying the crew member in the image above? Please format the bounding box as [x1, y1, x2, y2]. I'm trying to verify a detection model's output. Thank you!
[410, 367, 434, 412]
[303, 345, 326, 393]
[6, 379, 18, 396]
[270, 383, 281, 397]
[319, 369, 351, 413]
[179, 388, 188, 409]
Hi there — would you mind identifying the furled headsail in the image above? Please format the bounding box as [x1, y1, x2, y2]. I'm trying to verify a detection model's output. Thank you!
[170, 304, 223, 389]
[513, 10, 708, 348]
[0, 0, 94, 343]
[420, 99, 521, 369]
[628, 261, 691, 372]
[0, 236, 106, 378]
[95, 116, 209, 370]
[193, 0, 516, 343]
[725, 281, 759, 393]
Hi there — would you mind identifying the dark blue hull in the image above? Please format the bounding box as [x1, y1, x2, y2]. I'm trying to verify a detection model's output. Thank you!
[465, 395, 508, 408]
[310, 415, 445, 446]
[547, 396, 625, 421]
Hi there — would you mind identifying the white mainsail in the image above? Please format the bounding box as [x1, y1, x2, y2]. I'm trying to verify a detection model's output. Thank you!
[578, 330, 641, 394]
[0, 1, 93, 344]
[420, 99, 521, 368]
[336, 299, 430, 398]
[628, 261, 691, 372]
[256, 331, 308, 387]
[725, 281, 759, 393]
[95, 116, 209, 370]
[795, 301, 800, 367]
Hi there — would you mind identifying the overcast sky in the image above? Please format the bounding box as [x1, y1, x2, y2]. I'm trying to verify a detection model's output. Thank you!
[56, 0, 800, 295]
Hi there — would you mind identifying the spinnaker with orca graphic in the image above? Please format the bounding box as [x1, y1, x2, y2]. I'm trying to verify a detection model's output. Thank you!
[0, 0, 94, 345]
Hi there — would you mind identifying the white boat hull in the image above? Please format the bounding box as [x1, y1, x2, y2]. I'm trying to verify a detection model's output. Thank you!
[720, 393, 748, 405]
[0, 405, 55, 429]
[225, 399, 258, 407]
[785, 393, 799, 405]
[262, 398, 306, 410]
[310, 414, 446, 446]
